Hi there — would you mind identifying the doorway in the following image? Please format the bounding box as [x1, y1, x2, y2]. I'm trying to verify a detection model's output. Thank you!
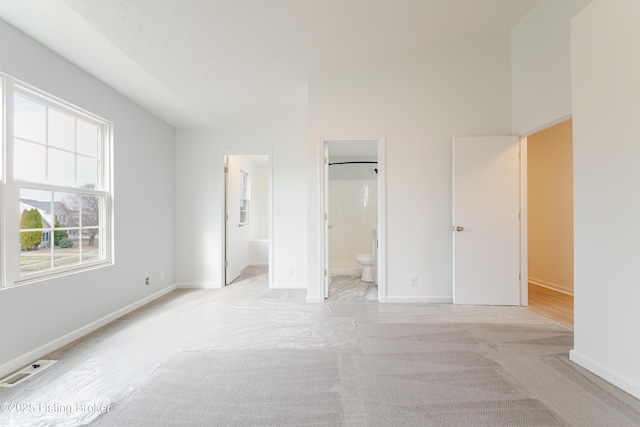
[319, 137, 386, 302]
[222, 152, 273, 287]
[524, 119, 574, 327]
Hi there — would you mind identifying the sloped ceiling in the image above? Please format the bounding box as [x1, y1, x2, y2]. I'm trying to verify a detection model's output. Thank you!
[0, 0, 538, 128]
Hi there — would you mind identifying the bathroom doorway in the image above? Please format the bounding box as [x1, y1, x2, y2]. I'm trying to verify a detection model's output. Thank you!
[320, 138, 386, 302]
[222, 152, 273, 287]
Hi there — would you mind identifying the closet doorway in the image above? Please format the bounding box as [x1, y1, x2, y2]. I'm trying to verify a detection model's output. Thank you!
[525, 119, 574, 327]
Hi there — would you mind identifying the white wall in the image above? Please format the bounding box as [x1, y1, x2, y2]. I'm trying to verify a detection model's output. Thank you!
[0, 20, 176, 375]
[176, 107, 308, 288]
[252, 161, 269, 241]
[570, 0, 640, 399]
[511, 0, 593, 135]
[308, 32, 512, 303]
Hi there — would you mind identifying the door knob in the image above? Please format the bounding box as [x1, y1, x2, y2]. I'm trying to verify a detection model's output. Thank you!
[456, 226, 464, 232]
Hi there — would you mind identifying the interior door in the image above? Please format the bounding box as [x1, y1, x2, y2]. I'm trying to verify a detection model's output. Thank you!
[453, 136, 520, 305]
[225, 156, 242, 285]
[323, 143, 330, 299]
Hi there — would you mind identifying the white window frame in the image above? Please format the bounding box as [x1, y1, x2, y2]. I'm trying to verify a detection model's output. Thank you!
[1, 74, 113, 288]
[239, 169, 250, 226]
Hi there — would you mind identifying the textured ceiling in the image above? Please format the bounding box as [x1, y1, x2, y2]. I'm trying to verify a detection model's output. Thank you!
[0, 0, 539, 128]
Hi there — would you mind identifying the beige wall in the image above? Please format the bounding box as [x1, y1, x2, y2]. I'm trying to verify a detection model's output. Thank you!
[528, 119, 574, 294]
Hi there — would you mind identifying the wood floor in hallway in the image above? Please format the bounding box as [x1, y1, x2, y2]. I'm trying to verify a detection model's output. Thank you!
[528, 282, 573, 329]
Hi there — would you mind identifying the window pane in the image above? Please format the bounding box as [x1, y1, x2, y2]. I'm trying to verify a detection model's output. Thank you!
[53, 192, 78, 227]
[58, 192, 81, 228]
[77, 120, 98, 157]
[82, 195, 100, 227]
[20, 232, 51, 274]
[240, 199, 248, 224]
[48, 148, 75, 187]
[19, 188, 52, 275]
[14, 94, 46, 143]
[19, 189, 52, 229]
[54, 238, 80, 268]
[48, 109, 75, 151]
[77, 156, 98, 188]
[82, 228, 101, 262]
[14, 140, 46, 182]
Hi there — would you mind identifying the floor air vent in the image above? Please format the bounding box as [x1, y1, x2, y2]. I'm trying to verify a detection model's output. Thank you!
[0, 360, 57, 387]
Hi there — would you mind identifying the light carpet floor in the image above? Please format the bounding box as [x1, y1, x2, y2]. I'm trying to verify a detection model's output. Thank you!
[92, 324, 639, 426]
[1, 268, 639, 426]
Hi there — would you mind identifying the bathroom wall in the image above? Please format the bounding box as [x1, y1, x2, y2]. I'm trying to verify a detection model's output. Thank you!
[328, 158, 378, 274]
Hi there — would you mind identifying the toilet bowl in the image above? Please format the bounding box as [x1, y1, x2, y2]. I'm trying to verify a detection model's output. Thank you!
[356, 253, 374, 282]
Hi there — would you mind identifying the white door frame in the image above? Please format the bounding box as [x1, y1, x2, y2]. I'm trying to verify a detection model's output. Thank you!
[219, 149, 274, 288]
[318, 136, 386, 303]
[519, 136, 528, 306]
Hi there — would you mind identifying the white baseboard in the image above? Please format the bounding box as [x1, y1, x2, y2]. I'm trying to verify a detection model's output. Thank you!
[271, 282, 306, 290]
[306, 294, 452, 304]
[329, 268, 362, 276]
[249, 262, 268, 266]
[528, 277, 573, 296]
[0, 284, 177, 379]
[306, 295, 324, 303]
[385, 295, 454, 304]
[570, 350, 640, 399]
[176, 282, 222, 289]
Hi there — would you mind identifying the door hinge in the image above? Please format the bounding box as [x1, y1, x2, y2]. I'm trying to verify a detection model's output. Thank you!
[224, 166, 228, 173]
[225, 261, 228, 268]
[225, 213, 229, 221]
[518, 212, 521, 220]
[324, 212, 328, 221]
[324, 269, 328, 277]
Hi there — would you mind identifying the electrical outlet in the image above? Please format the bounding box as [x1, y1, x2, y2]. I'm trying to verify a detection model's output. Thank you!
[145, 277, 150, 286]
[410, 276, 417, 287]
[160, 271, 165, 281]
[287, 267, 293, 276]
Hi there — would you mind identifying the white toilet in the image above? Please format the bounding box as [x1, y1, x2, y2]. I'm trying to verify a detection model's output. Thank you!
[356, 253, 374, 282]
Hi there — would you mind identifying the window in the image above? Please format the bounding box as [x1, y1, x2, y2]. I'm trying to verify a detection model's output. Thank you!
[1, 75, 112, 287]
[239, 170, 249, 225]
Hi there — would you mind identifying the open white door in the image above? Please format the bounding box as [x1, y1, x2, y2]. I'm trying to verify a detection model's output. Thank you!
[453, 136, 520, 305]
[323, 143, 330, 299]
[225, 156, 243, 285]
